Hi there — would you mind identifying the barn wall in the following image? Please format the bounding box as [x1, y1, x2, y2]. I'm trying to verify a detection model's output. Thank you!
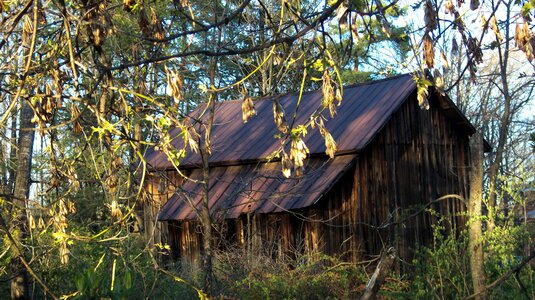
[144, 170, 182, 248]
[163, 169, 357, 264]
[355, 92, 471, 260]
[275, 92, 472, 262]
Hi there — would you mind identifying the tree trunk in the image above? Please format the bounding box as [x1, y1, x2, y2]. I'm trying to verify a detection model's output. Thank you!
[200, 146, 213, 293]
[468, 133, 486, 300]
[11, 99, 35, 300]
[200, 92, 216, 293]
[199, 10, 222, 292]
[486, 0, 513, 233]
[10, 1, 38, 296]
[0, 124, 7, 193]
[8, 112, 18, 193]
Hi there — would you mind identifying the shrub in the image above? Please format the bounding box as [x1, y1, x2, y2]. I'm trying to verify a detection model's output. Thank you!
[213, 249, 369, 299]
[401, 216, 534, 299]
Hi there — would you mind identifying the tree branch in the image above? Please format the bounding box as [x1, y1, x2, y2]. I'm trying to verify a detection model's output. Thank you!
[464, 251, 535, 299]
[106, 0, 345, 71]
[0, 0, 33, 51]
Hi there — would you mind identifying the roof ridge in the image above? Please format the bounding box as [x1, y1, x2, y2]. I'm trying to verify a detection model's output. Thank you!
[212, 73, 413, 105]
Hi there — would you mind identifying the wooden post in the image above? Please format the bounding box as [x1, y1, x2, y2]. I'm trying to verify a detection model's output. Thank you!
[468, 133, 486, 299]
[360, 247, 396, 300]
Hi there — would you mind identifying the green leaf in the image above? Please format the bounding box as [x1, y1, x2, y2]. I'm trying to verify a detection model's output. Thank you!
[522, 2, 534, 17]
[75, 274, 85, 292]
[291, 125, 308, 139]
[157, 117, 171, 129]
[123, 270, 133, 290]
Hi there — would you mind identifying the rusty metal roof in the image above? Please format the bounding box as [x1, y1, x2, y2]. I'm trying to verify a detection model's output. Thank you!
[150, 74, 488, 221]
[158, 155, 355, 221]
[145, 74, 418, 170]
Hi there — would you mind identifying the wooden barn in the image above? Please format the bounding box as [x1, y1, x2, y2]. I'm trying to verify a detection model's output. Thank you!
[143, 74, 488, 265]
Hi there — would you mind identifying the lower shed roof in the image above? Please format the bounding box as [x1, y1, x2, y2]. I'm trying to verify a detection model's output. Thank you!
[158, 155, 355, 221]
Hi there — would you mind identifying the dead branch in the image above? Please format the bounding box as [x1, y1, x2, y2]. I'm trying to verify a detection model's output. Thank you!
[464, 251, 535, 299]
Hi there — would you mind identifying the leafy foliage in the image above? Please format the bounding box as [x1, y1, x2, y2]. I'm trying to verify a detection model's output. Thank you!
[0, 0, 534, 298]
[27, 232, 199, 299]
[214, 251, 370, 299]
[403, 214, 534, 299]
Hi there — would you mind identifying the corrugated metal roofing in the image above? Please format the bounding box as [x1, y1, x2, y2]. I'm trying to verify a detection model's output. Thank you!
[150, 74, 488, 221]
[145, 74, 417, 170]
[158, 155, 355, 221]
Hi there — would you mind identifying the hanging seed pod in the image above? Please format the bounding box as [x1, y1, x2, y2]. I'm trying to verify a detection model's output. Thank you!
[423, 33, 435, 68]
[310, 116, 316, 130]
[59, 241, 70, 264]
[424, 1, 437, 32]
[469, 62, 477, 83]
[290, 138, 309, 169]
[44, 83, 55, 114]
[92, 26, 103, 46]
[106, 174, 118, 194]
[441, 50, 450, 71]
[336, 3, 349, 29]
[67, 199, 76, 213]
[444, 0, 455, 14]
[273, 99, 289, 134]
[515, 23, 525, 49]
[29, 215, 36, 229]
[523, 22, 531, 43]
[71, 104, 82, 133]
[242, 97, 256, 123]
[52, 71, 63, 106]
[490, 16, 503, 41]
[322, 70, 336, 117]
[165, 66, 183, 103]
[351, 22, 359, 43]
[467, 37, 483, 64]
[112, 156, 124, 169]
[335, 88, 342, 106]
[381, 20, 392, 37]
[281, 152, 292, 178]
[481, 15, 487, 31]
[38, 0, 47, 25]
[318, 119, 337, 158]
[110, 200, 123, 219]
[22, 15, 32, 44]
[182, 127, 199, 153]
[525, 38, 534, 62]
[150, 8, 164, 41]
[433, 69, 444, 95]
[138, 8, 151, 38]
[452, 38, 459, 55]
[470, 0, 479, 10]
[38, 217, 45, 229]
[415, 75, 430, 110]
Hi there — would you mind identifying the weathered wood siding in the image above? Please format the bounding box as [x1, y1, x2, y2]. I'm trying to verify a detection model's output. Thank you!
[352, 92, 470, 261]
[144, 170, 182, 249]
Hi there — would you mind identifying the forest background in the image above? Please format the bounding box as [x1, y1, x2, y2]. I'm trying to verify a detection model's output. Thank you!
[0, 0, 534, 299]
